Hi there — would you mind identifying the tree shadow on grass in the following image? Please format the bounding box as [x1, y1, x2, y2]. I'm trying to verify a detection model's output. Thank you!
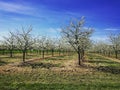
[87, 60, 120, 74]
[17, 62, 60, 69]
[45, 56, 68, 61]
[88, 60, 115, 64]
[80, 63, 120, 74]
[0, 56, 22, 59]
[97, 66, 120, 74]
[0, 60, 8, 66]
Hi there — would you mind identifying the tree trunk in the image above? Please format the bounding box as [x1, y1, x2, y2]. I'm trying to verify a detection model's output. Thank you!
[78, 46, 82, 65]
[42, 50, 44, 59]
[108, 51, 110, 57]
[10, 49, 13, 58]
[47, 49, 49, 55]
[78, 52, 81, 65]
[23, 50, 26, 62]
[59, 49, 61, 56]
[51, 49, 54, 56]
[115, 50, 118, 59]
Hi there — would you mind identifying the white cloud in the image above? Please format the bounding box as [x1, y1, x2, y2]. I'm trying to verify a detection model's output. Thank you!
[38, 28, 61, 38]
[104, 28, 120, 31]
[90, 36, 109, 42]
[0, 1, 35, 15]
[0, 1, 83, 23]
[48, 28, 61, 33]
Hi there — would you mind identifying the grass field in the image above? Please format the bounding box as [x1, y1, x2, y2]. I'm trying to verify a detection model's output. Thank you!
[0, 53, 120, 90]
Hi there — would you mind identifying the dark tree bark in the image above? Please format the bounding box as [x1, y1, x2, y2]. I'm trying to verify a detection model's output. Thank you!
[78, 52, 81, 65]
[42, 50, 44, 59]
[23, 50, 26, 62]
[59, 49, 61, 56]
[78, 46, 82, 65]
[51, 49, 54, 56]
[10, 49, 13, 58]
[115, 50, 118, 59]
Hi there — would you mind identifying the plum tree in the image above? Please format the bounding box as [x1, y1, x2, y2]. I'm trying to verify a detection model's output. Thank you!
[15, 26, 34, 62]
[61, 17, 93, 65]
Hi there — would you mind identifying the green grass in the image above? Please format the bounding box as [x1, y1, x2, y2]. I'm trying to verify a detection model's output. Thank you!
[1, 83, 120, 90]
[0, 53, 120, 90]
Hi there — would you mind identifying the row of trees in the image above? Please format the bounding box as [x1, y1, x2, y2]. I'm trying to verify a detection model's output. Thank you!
[1, 17, 119, 66]
[0, 26, 74, 62]
[91, 33, 120, 59]
[0, 26, 34, 62]
[0, 17, 94, 66]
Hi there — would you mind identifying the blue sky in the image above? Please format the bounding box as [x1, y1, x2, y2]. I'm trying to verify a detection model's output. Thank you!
[0, 0, 120, 41]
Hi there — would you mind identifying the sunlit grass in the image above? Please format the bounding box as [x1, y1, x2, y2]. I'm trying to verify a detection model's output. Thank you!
[0, 53, 120, 90]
